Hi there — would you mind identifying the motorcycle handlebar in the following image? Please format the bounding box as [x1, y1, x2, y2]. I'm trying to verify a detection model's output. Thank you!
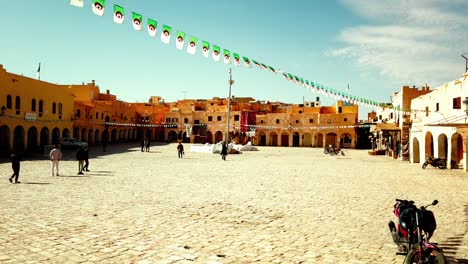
[395, 199, 414, 204]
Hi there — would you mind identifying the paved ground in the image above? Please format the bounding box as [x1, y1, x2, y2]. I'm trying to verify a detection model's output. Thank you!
[0, 143, 467, 264]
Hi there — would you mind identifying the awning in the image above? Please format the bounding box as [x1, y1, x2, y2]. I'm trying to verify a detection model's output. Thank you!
[370, 123, 400, 133]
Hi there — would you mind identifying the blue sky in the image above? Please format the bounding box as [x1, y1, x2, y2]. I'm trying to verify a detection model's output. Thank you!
[1, 0, 467, 118]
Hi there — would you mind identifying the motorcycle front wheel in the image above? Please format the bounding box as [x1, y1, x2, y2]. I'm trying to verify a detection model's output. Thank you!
[324, 149, 329, 154]
[422, 161, 428, 169]
[405, 249, 446, 264]
[437, 160, 447, 169]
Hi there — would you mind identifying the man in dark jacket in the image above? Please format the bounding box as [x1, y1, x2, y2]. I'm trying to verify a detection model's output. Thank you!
[82, 147, 90, 172]
[76, 147, 86, 175]
[9, 153, 21, 184]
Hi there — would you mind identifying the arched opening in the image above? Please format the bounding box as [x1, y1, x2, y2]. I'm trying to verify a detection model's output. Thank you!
[88, 129, 94, 145]
[62, 128, 70, 139]
[340, 133, 352, 148]
[437, 134, 447, 159]
[451, 133, 463, 169]
[27, 126, 39, 152]
[206, 131, 213, 144]
[102, 129, 109, 144]
[326, 133, 337, 147]
[94, 130, 101, 144]
[73, 127, 79, 139]
[0, 125, 11, 157]
[259, 131, 267, 146]
[303, 133, 312, 147]
[52, 128, 60, 145]
[412, 137, 420, 163]
[13, 126, 25, 154]
[119, 130, 123, 142]
[168, 130, 177, 142]
[269, 132, 278, 146]
[317, 133, 324, 147]
[281, 132, 289, 147]
[424, 132, 434, 157]
[292, 132, 300, 147]
[215, 131, 223, 143]
[40, 127, 49, 149]
[81, 128, 87, 142]
[111, 129, 117, 143]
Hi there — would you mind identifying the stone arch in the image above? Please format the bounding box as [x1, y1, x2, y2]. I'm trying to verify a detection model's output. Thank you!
[215, 131, 223, 143]
[292, 132, 300, 147]
[340, 133, 352, 148]
[424, 131, 434, 157]
[317, 133, 324, 147]
[13, 126, 25, 154]
[326, 133, 337, 147]
[88, 129, 94, 145]
[450, 133, 463, 168]
[168, 130, 177, 142]
[412, 137, 420, 163]
[258, 131, 267, 146]
[81, 128, 87, 142]
[0, 125, 11, 157]
[437, 133, 447, 159]
[206, 131, 213, 144]
[111, 129, 117, 143]
[94, 130, 100, 144]
[62, 128, 70, 139]
[269, 132, 278, 146]
[281, 132, 289, 147]
[27, 126, 39, 151]
[52, 128, 61, 145]
[303, 132, 312, 147]
[73, 127, 79, 139]
[40, 127, 49, 149]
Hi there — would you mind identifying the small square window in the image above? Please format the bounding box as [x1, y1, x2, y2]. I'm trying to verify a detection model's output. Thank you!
[295, 120, 299, 124]
[234, 115, 239, 121]
[217, 116, 222, 121]
[344, 118, 347, 122]
[208, 116, 213, 122]
[309, 119, 313, 123]
[276, 119, 280, 124]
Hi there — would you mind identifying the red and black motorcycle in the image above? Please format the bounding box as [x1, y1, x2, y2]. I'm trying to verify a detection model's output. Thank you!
[422, 156, 447, 169]
[388, 199, 446, 264]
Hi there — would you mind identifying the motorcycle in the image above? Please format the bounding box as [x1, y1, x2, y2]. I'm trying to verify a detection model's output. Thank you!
[422, 156, 447, 169]
[388, 199, 446, 264]
[323, 145, 345, 156]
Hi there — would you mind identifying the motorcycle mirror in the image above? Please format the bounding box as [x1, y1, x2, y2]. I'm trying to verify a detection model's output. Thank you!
[432, 200, 438, 206]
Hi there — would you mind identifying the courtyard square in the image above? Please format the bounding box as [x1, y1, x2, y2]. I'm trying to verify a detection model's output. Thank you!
[0, 143, 467, 263]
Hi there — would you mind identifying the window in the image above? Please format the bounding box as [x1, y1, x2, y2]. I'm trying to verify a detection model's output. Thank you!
[217, 116, 222, 121]
[166, 117, 171, 122]
[338, 107, 342, 113]
[31, 99, 36, 111]
[96, 112, 99, 119]
[453, 97, 461, 109]
[344, 118, 348, 122]
[38, 100, 43, 117]
[6, 95, 12, 109]
[436, 103, 439, 112]
[234, 115, 239, 121]
[276, 119, 280, 124]
[15, 96, 20, 115]
[299, 110, 302, 114]
[261, 120, 264, 123]
[425, 106, 429, 117]
[52, 102, 56, 114]
[309, 118, 314, 123]
[295, 120, 299, 124]
[58, 103, 62, 119]
[194, 119, 200, 124]
[101, 113, 104, 120]
[184, 118, 189, 123]
[208, 116, 213, 122]
[76, 110, 81, 118]
[390, 113, 393, 119]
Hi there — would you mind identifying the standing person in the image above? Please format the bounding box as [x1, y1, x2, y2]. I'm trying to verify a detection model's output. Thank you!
[145, 139, 150, 152]
[9, 153, 21, 184]
[76, 146, 85, 175]
[177, 142, 184, 158]
[221, 142, 228, 161]
[141, 138, 145, 152]
[83, 147, 90, 172]
[49, 144, 62, 176]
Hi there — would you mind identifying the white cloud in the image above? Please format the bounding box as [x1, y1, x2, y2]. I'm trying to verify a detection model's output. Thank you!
[329, 0, 468, 86]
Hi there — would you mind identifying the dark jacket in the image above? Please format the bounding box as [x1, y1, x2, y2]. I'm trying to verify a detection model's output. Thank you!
[76, 148, 86, 160]
[221, 144, 228, 155]
[177, 144, 184, 152]
[10, 154, 20, 169]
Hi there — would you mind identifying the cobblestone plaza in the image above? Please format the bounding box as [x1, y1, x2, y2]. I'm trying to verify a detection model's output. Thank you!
[1, 144, 467, 263]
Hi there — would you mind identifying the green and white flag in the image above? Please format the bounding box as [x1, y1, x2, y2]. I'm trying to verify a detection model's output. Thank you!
[201, 41, 210, 58]
[223, 49, 231, 64]
[176, 31, 185, 50]
[113, 5, 124, 24]
[70, 0, 83, 8]
[212, 45, 221, 62]
[132, 12, 142, 31]
[161, 25, 172, 44]
[233, 53, 241, 66]
[252, 60, 262, 69]
[92, 0, 105, 16]
[242, 56, 252, 68]
[147, 18, 157, 37]
[187, 36, 198, 55]
[267, 65, 276, 73]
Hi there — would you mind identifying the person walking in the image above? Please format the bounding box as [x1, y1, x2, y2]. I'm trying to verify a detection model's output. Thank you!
[177, 142, 184, 158]
[49, 144, 62, 176]
[141, 139, 145, 152]
[83, 147, 90, 172]
[221, 142, 228, 161]
[145, 139, 150, 152]
[9, 153, 21, 184]
[76, 146, 86, 175]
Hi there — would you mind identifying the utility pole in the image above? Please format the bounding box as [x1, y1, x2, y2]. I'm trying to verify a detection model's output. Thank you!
[462, 52, 468, 73]
[226, 68, 234, 143]
[181, 90, 188, 100]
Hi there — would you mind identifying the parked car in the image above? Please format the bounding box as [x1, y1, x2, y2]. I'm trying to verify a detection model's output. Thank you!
[60, 138, 88, 148]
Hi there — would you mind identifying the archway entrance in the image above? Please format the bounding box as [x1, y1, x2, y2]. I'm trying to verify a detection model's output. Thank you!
[27, 126, 38, 152]
[215, 131, 223, 143]
[0, 125, 11, 157]
[269, 132, 278, 146]
[259, 132, 266, 146]
[13, 126, 25, 154]
[52, 128, 60, 145]
[168, 131, 177, 142]
[437, 134, 447, 158]
[317, 133, 323, 147]
[303, 133, 312, 147]
[292, 132, 300, 147]
[40, 127, 49, 149]
[424, 132, 434, 157]
[412, 137, 420, 163]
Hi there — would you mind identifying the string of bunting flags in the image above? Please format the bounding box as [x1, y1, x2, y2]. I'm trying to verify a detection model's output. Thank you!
[67, 0, 394, 111]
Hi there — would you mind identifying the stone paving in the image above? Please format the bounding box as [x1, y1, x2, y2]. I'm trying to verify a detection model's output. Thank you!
[0, 143, 467, 264]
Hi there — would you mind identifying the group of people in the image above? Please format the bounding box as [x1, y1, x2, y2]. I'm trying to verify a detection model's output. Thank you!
[141, 139, 150, 152]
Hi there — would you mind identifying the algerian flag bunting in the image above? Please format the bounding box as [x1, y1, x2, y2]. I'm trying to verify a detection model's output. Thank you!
[161, 25, 172, 44]
[70, 0, 83, 8]
[223, 49, 231, 64]
[187, 36, 198, 55]
[212, 45, 221, 62]
[242, 56, 252, 68]
[252, 60, 262, 69]
[201, 41, 210, 58]
[147, 18, 157, 37]
[113, 5, 124, 24]
[132, 12, 142, 31]
[233, 53, 241, 66]
[267, 66, 276, 73]
[176, 31, 185, 50]
[92, 0, 105, 16]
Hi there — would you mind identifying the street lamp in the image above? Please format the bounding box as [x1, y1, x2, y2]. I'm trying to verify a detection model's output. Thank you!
[462, 52, 468, 73]
[226, 68, 234, 143]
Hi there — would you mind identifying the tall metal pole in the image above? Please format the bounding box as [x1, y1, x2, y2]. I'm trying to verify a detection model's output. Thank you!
[463, 52, 468, 73]
[226, 68, 233, 143]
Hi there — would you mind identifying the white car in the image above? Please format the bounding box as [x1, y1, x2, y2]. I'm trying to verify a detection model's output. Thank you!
[60, 138, 88, 148]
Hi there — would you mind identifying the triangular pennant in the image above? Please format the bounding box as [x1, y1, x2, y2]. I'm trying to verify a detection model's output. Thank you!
[233, 53, 241, 66]
[92, 0, 105, 16]
[113, 5, 124, 24]
[212, 45, 221, 62]
[147, 18, 157, 37]
[187, 36, 198, 55]
[132, 12, 142, 31]
[176, 31, 185, 50]
[161, 25, 172, 44]
[223, 49, 231, 64]
[201, 41, 210, 58]
[252, 60, 262, 69]
[242, 56, 252, 68]
[70, 0, 83, 8]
